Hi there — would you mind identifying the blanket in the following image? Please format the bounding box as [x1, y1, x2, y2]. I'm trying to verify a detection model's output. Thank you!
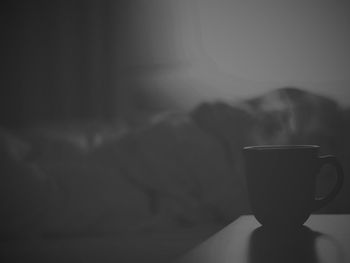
[1, 87, 349, 262]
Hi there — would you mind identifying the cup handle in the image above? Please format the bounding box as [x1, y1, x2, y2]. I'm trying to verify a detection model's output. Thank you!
[313, 155, 344, 211]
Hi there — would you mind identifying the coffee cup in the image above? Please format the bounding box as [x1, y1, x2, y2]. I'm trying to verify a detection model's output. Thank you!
[243, 145, 344, 227]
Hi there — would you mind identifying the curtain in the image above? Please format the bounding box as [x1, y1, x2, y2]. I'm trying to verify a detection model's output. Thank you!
[1, 0, 203, 128]
[1, 0, 129, 127]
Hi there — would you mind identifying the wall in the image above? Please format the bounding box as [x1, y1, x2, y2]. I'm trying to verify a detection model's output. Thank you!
[2, 0, 350, 127]
[130, 0, 350, 108]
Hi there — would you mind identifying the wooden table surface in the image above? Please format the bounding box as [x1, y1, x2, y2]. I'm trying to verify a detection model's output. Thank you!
[175, 214, 350, 263]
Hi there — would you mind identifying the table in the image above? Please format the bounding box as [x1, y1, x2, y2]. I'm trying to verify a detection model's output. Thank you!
[175, 214, 350, 263]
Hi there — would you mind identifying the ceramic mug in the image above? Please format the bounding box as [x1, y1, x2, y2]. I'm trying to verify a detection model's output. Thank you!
[243, 145, 344, 227]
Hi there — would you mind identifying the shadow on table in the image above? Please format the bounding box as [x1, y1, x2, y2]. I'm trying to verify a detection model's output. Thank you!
[249, 225, 343, 263]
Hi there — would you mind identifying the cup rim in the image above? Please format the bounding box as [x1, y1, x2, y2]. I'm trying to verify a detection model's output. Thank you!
[243, 145, 320, 151]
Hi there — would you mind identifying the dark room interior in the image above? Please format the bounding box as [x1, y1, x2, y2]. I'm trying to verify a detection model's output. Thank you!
[1, 0, 350, 262]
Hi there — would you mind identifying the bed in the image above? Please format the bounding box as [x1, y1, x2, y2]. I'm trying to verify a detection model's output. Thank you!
[1, 87, 349, 262]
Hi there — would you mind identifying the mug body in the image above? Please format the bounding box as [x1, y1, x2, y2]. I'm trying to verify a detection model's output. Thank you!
[243, 145, 319, 227]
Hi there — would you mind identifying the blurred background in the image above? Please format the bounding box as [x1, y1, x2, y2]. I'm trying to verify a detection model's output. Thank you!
[1, 0, 350, 128]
